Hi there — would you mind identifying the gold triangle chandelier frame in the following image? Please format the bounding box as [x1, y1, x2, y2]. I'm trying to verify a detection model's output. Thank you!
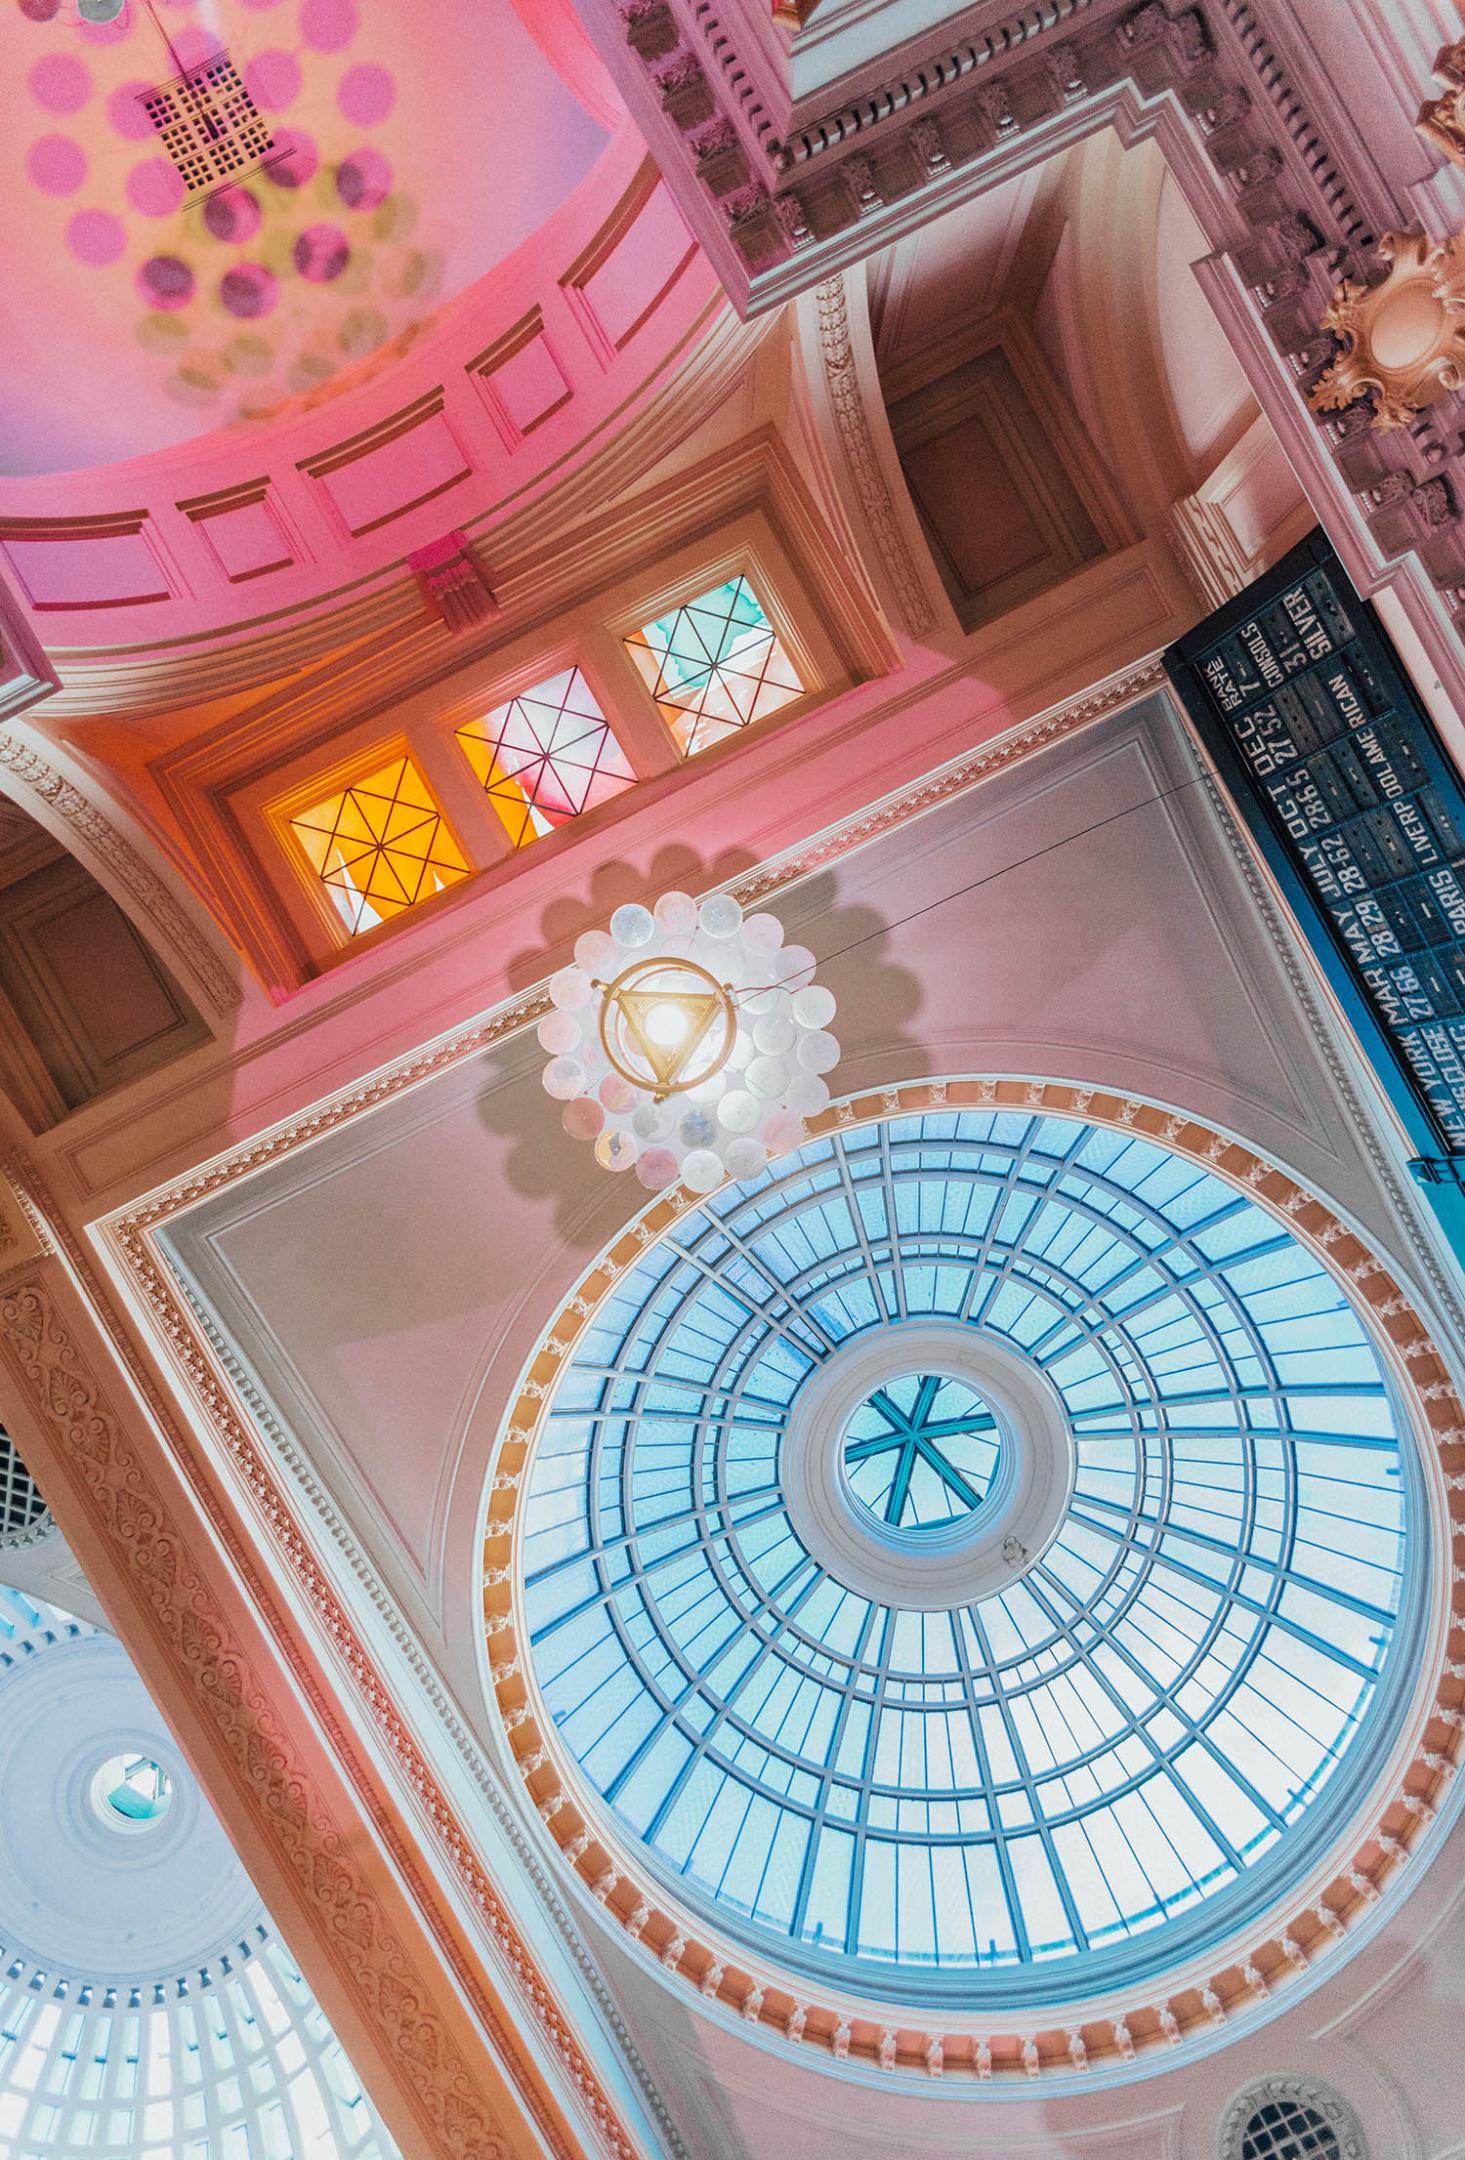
[538, 891, 840, 1191]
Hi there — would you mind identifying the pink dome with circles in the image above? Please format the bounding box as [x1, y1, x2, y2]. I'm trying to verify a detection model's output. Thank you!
[0, 0, 618, 473]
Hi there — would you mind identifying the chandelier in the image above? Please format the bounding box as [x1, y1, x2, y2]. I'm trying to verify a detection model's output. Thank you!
[538, 891, 839, 1190]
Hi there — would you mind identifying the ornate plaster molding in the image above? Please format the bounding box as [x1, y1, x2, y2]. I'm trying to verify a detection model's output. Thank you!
[1218, 2073, 1369, 2160]
[109, 662, 1157, 1227]
[814, 277, 936, 637]
[0, 573, 58, 724]
[0, 1163, 48, 1278]
[0, 1272, 520, 2160]
[732, 656, 1166, 899]
[78, 668, 1157, 2147]
[0, 737, 240, 1017]
[30, 1212, 649, 2160]
[615, 0, 1372, 286]
[486, 1077, 1465, 2081]
[408, 532, 498, 635]
[617, 0, 1465, 634]
[1311, 229, 1465, 428]
[85, 686, 1465, 2112]
[169, 1275, 692, 2160]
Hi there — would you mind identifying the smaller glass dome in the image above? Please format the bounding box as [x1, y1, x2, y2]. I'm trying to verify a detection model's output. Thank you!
[0, 1586, 401, 2160]
[841, 1372, 1001, 1532]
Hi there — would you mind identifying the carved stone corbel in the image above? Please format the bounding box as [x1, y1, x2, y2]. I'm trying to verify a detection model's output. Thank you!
[407, 531, 496, 634]
[1417, 38, 1465, 168]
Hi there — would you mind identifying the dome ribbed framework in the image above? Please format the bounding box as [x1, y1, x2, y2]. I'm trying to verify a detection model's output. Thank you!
[519, 1108, 1417, 2005]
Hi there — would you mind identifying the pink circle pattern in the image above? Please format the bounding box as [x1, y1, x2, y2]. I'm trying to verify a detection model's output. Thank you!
[220, 263, 280, 319]
[294, 223, 350, 282]
[138, 254, 196, 310]
[301, 0, 358, 53]
[244, 49, 302, 112]
[205, 189, 264, 245]
[337, 62, 394, 126]
[168, 26, 225, 71]
[106, 80, 160, 141]
[67, 209, 126, 266]
[335, 146, 391, 211]
[28, 54, 91, 115]
[26, 136, 87, 196]
[126, 158, 186, 217]
[19, 0, 423, 423]
[265, 128, 320, 188]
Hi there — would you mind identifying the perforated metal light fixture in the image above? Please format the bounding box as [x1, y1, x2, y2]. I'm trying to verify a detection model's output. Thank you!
[539, 891, 839, 1189]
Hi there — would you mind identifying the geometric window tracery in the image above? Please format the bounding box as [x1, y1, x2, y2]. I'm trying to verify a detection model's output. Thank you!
[456, 668, 634, 850]
[287, 755, 470, 937]
[1222, 2076, 1367, 2160]
[1241, 2101, 1342, 2160]
[624, 576, 804, 759]
[0, 1425, 47, 1543]
[520, 1108, 1417, 2003]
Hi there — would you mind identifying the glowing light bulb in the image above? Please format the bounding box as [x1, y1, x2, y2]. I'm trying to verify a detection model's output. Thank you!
[645, 1002, 691, 1048]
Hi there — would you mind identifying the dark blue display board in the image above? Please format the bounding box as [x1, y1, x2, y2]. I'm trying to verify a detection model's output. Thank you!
[1165, 532, 1465, 1170]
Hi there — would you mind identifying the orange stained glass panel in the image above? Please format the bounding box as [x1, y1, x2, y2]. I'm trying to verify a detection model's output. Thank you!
[456, 667, 634, 849]
[287, 755, 469, 936]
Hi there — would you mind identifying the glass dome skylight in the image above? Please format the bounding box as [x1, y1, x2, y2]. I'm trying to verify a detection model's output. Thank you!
[520, 1108, 1420, 2007]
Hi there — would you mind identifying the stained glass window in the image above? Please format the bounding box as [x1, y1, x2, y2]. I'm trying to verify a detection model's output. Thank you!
[288, 755, 469, 936]
[456, 669, 634, 849]
[624, 576, 803, 758]
[519, 1109, 1417, 2002]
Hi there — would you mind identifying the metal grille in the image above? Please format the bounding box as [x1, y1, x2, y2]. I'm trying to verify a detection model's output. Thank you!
[0, 1424, 46, 1540]
[1242, 2099, 1342, 2160]
[141, 56, 275, 196]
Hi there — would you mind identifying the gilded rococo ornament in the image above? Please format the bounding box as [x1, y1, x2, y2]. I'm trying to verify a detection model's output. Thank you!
[1309, 228, 1465, 429]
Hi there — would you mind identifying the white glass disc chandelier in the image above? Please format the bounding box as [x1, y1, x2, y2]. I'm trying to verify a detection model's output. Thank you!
[538, 891, 839, 1189]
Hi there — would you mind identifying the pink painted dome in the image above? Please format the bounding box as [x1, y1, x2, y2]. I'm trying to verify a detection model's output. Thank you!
[0, 0, 620, 474]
